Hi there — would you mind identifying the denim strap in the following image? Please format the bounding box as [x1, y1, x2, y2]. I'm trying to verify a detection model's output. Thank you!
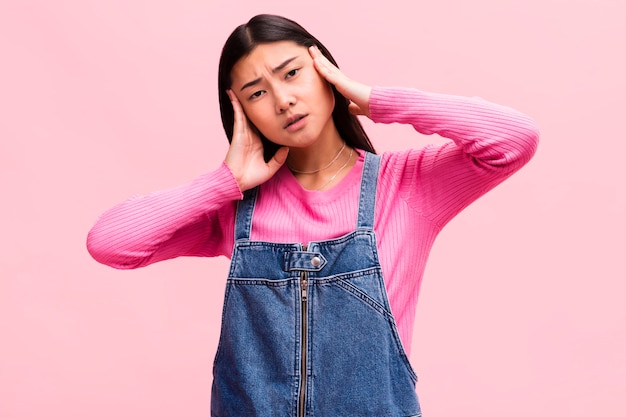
[234, 187, 258, 241]
[356, 152, 381, 229]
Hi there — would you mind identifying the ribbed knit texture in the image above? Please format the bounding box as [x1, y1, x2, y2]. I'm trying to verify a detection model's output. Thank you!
[87, 87, 539, 354]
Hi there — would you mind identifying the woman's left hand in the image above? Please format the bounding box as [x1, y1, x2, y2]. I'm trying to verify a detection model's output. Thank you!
[309, 45, 372, 119]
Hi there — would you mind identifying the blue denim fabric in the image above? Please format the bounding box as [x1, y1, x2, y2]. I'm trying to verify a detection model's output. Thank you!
[211, 152, 421, 417]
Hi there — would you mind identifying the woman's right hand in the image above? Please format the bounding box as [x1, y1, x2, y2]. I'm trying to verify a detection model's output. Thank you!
[224, 90, 289, 192]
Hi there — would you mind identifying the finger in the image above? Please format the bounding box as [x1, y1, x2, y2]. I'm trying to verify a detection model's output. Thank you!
[228, 89, 251, 139]
[227, 89, 244, 118]
[308, 47, 371, 118]
[309, 46, 345, 85]
[227, 90, 241, 122]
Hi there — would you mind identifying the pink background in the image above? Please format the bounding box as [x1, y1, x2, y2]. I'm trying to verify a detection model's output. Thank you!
[1, 1, 624, 416]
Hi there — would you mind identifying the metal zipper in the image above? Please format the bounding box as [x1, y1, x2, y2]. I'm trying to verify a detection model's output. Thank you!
[298, 246, 309, 417]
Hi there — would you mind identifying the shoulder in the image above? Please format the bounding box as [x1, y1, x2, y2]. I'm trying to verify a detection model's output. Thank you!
[377, 148, 430, 180]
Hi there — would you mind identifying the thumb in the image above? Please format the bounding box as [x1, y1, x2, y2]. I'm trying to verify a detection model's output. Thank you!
[267, 146, 290, 173]
[348, 101, 367, 117]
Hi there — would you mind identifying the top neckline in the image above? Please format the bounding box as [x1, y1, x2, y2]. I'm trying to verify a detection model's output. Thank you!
[269, 148, 366, 205]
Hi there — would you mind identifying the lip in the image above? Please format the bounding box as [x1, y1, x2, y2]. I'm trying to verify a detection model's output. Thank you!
[283, 114, 308, 130]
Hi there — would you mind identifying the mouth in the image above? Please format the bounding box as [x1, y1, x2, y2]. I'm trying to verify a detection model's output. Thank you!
[284, 114, 307, 129]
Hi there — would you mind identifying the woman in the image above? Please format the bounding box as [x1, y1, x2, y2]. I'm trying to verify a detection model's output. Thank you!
[87, 14, 539, 417]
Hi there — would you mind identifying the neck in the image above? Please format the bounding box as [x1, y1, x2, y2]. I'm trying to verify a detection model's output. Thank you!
[286, 130, 357, 191]
[286, 122, 345, 173]
[288, 141, 346, 174]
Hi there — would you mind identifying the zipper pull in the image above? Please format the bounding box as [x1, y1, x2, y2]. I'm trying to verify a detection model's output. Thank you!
[301, 271, 308, 300]
[301, 245, 309, 301]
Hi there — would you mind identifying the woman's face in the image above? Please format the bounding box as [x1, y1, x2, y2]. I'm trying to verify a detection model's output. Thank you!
[230, 41, 337, 149]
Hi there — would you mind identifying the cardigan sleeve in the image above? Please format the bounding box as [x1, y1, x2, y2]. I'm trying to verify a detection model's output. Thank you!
[370, 87, 539, 228]
[86, 162, 242, 269]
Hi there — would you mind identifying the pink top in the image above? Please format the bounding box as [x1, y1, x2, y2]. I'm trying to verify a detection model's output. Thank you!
[87, 87, 539, 354]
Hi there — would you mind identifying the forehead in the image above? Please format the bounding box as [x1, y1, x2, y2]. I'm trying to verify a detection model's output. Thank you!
[231, 41, 307, 82]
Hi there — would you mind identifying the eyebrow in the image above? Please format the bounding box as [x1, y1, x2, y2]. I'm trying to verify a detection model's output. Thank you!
[239, 56, 298, 91]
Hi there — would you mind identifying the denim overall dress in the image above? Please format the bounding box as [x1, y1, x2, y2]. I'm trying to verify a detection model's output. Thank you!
[211, 152, 421, 417]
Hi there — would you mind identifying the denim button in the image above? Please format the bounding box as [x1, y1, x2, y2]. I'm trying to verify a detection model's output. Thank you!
[311, 256, 321, 267]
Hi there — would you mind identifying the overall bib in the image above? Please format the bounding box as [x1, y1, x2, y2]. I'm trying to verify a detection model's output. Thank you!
[211, 152, 421, 417]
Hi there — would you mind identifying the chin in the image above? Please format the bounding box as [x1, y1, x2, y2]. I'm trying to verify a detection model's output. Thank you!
[270, 133, 319, 149]
[290, 137, 321, 149]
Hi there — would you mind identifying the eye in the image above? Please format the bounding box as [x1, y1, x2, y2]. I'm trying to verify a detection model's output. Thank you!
[286, 68, 299, 79]
[249, 90, 265, 100]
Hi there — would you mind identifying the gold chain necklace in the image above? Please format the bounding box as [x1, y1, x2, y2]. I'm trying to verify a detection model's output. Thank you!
[315, 147, 353, 191]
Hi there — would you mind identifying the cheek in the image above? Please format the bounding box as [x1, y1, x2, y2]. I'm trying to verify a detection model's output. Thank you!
[316, 84, 335, 117]
[325, 84, 335, 109]
[311, 75, 335, 110]
[240, 103, 270, 129]
[240, 104, 280, 140]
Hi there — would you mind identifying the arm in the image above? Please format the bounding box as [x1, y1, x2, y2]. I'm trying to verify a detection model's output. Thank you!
[88, 86, 291, 270]
[370, 87, 539, 227]
[86, 163, 242, 269]
[309, 46, 539, 227]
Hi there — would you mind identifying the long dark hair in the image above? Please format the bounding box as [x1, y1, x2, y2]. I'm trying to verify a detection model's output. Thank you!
[218, 14, 376, 161]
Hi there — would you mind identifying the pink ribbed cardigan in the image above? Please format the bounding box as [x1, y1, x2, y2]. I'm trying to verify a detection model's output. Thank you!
[87, 87, 539, 354]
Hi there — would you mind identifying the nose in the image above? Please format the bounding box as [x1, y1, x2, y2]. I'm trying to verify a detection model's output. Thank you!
[274, 88, 295, 114]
